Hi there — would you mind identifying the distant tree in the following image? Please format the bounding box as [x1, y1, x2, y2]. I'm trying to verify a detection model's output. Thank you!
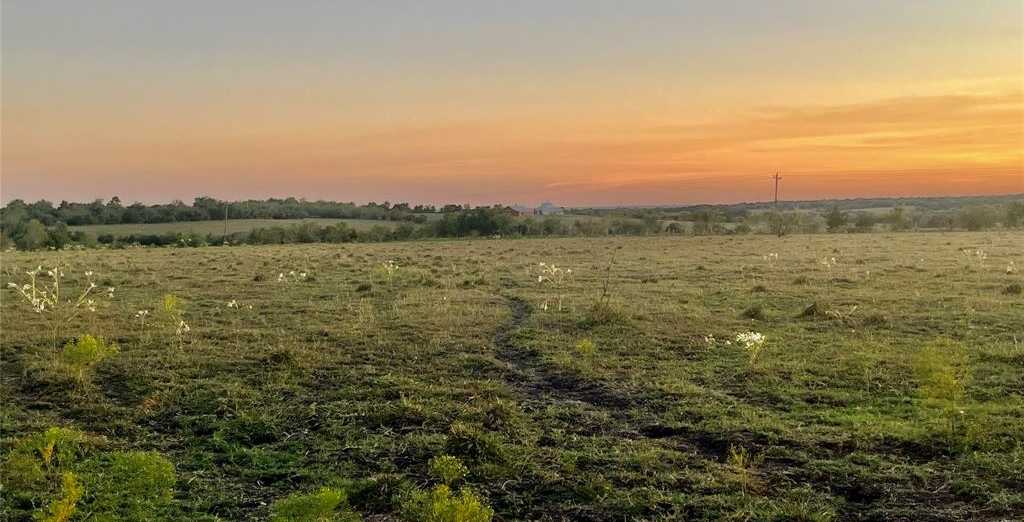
[641, 215, 660, 234]
[48, 222, 73, 249]
[887, 207, 911, 231]
[17, 219, 49, 250]
[825, 205, 847, 232]
[853, 213, 876, 233]
[692, 210, 721, 235]
[28, 200, 58, 225]
[958, 206, 997, 231]
[1, 199, 30, 231]
[1006, 201, 1024, 228]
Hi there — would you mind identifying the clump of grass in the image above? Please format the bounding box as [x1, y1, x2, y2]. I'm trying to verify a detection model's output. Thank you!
[85, 451, 176, 519]
[741, 303, 766, 321]
[1003, 283, 1022, 295]
[914, 338, 968, 404]
[575, 338, 596, 356]
[355, 282, 373, 293]
[792, 275, 809, 285]
[42, 472, 83, 522]
[61, 334, 119, 386]
[444, 422, 506, 463]
[799, 302, 821, 318]
[376, 397, 429, 429]
[160, 293, 184, 326]
[747, 487, 837, 522]
[579, 300, 628, 329]
[912, 338, 973, 449]
[725, 445, 763, 494]
[271, 487, 358, 522]
[479, 398, 523, 435]
[751, 284, 767, 293]
[346, 474, 410, 514]
[160, 293, 191, 347]
[429, 455, 469, 486]
[862, 312, 889, 327]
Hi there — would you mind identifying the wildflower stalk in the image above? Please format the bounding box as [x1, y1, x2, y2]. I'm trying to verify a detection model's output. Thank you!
[7, 265, 109, 349]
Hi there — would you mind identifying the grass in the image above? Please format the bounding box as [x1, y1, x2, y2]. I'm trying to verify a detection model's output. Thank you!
[69, 218, 401, 236]
[1, 232, 1022, 520]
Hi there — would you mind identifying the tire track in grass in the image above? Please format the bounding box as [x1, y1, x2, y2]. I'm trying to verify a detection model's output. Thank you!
[493, 295, 635, 412]
[492, 295, 737, 460]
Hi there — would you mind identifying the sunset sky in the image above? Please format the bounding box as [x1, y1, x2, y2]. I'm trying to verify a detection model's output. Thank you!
[3, 1, 1022, 206]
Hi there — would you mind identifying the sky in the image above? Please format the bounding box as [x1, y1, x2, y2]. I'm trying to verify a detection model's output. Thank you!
[2, 1, 1022, 206]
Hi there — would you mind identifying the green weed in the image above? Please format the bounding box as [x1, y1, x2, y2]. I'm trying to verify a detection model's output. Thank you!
[61, 334, 119, 386]
[430, 455, 469, 486]
[271, 487, 358, 522]
[401, 484, 494, 522]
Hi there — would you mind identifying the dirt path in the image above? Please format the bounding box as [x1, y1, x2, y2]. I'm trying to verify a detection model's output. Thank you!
[492, 295, 637, 413]
[492, 295, 737, 459]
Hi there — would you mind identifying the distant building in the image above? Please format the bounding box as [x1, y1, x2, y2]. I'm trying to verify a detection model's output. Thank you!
[508, 202, 564, 216]
[536, 202, 564, 215]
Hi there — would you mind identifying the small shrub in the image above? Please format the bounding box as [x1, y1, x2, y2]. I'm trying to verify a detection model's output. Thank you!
[751, 284, 767, 293]
[271, 487, 357, 522]
[61, 334, 119, 385]
[9, 426, 91, 484]
[41, 472, 83, 522]
[355, 282, 373, 293]
[161, 293, 184, 324]
[574, 338, 595, 356]
[429, 455, 469, 486]
[792, 275, 809, 285]
[401, 484, 494, 522]
[1003, 283, 1022, 295]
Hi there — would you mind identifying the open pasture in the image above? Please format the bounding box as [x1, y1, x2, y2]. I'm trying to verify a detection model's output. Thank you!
[69, 218, 401, 237]
[2, 232, 1022, 521]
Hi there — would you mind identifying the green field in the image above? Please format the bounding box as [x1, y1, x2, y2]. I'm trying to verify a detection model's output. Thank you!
[2, 232, 1022, 520]
[69, 218, 400, 236]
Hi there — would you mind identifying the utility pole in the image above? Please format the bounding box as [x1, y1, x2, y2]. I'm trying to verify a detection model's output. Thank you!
[772, 171, 782, 209]
[223, 201, 229, 237]
[772, 171, 783, 237]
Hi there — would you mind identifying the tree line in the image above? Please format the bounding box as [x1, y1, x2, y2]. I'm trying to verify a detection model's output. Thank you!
[0, 196, 441, 227]
[2, 196, 1022, 251]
